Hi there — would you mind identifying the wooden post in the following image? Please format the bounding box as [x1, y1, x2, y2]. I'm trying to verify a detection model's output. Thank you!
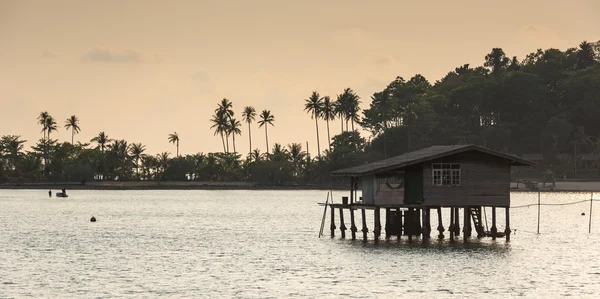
[416, 208, 422, 234]
[449, 207, 455, 241]
[491, 207, 497, 240]
[538, 191, 540, 235]
[330, 205, 336, 238]
[464, 207, 469, 242]
[589, 192, 593, 234]
[437, 207, 444, 239]
[361, 209, 368, 240]
[385, 208, 391, 239]
[399, 209, 404, 238]
[407, 208, 413, 242]
[350, 208, 357, 240]
[422, 208, 430, 241]
[339, 208, 346, 238]
[454, 208, 460, 236]
[505, 207, 511, 242]
[374, 207, 381, 240]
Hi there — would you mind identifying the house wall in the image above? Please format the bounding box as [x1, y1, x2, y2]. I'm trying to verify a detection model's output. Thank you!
[361, 175, 377, 205]
[422, 151, 511, 207]
[374, 176, 404, 205]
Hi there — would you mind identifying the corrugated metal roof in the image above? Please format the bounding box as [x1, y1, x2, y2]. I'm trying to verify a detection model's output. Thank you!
[330, 145, 534, 177]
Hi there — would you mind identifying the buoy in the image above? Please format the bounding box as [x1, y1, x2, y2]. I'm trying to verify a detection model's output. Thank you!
[90, 216, 96, 222]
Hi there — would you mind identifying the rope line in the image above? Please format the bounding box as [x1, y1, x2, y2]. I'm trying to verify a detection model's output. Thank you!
[512, 198, 599, 209]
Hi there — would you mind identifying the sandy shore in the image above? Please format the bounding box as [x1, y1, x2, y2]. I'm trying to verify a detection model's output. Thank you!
[0, 181, 345, 190]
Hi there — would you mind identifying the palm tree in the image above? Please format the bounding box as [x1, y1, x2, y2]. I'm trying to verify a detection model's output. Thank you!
[304, 91, 323, 160]
[45, 116, 58, 140]
[37, 111, 50, 139]
[91, 132, 111, 152]
[168, 132, 180, 157]
[321, 96, 335, 151]
[242, 106, 256, 156]
[64, 115, 81, 144]
[343, 88, 361, 132]
[210, 113, 228, 152]
[287, 143, 306, 176]
[257, 110, 275, 155]
[215, 98, 234, 152]
[157, 152, 170, 180]
[334, 95, 345, 133]
[129, 142, 146, 179]
[250, 149, 262, 162]
[227, 118, 242, 153]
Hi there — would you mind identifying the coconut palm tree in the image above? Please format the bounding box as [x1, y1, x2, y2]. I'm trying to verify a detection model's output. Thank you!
[304, 91, 323, 160]
[257, 110, 275, 155]
[45, 116, 58, 140]
[37, 111, 50, 140]
[210, 113, 228, 152]
[334, 95, 345, 133]
[241, 106, 256, 156]
[215, 98, 234, 151]
[227, 118, 242, 153]
[340, 88, 361, 132]
[91, 132, 111, 152]
[250, 149, 262, 162]
[168, 132, 180, 157]
[157, 152, 170, 180]
[64, 115, 81, 144]
[287, 143, 306, 176]
[129, 142, 146, 180]
[321, 96, 335, 151]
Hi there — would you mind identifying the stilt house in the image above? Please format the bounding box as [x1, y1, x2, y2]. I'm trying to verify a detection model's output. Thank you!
[327, 145, 534, 242]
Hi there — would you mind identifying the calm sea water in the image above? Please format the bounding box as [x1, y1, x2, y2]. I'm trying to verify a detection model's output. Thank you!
[1, 190, 600, 298]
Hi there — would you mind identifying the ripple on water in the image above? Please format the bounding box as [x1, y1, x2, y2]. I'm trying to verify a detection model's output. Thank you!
[1, 190, 600, 298]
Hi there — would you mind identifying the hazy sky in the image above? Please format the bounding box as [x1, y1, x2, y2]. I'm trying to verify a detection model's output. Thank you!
[1, 0, 599, 156]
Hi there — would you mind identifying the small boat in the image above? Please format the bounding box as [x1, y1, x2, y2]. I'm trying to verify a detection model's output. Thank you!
[56, 189, 68, 198]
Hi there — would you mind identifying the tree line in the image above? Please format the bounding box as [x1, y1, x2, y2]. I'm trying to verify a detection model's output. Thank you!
[1, 40, 599, 184]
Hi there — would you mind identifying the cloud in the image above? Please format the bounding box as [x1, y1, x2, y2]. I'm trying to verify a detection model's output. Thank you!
[82, 48, 163, 63]
[41, 51, 59, 59]
[190, 71, 215, 94]
[369, 53, 394, 66]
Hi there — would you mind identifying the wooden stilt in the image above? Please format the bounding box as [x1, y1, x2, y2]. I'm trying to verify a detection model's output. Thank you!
[339, 208, 346, 238]
[437, 207, 445, 239]
[491, 207, 497, 240]
[454, 208, 460, 237]
[422, 208, 430, 241]
[505, 207, 511, 242]
[449, 207, 455, 241]
[374, 208, 381, 240]
[350, 208, 357, 240]
[416, 208, 422, 234]
[361, 209, 368, 240]
[330, 205, 336, 238]
[399, 209, 404, 238]
[385, 208, 391, 239]
[463, 207, 471, 242]
[407, 208, 413, 242]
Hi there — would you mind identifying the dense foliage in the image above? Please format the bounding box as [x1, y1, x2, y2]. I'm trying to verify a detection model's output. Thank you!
[1, 41, 599, 184]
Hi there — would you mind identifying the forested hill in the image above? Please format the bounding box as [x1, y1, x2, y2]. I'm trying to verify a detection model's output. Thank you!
[363, 41, 600, 165]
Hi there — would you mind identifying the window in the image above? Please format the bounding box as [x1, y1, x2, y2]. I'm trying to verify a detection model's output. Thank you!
[432, 163, 460, 186]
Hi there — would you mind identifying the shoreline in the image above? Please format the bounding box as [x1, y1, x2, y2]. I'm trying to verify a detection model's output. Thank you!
[0, 181, 347, 191]
[4, 180, 600, 192]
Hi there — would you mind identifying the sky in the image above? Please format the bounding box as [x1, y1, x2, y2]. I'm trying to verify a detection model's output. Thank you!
[1, 0, 599, 157]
